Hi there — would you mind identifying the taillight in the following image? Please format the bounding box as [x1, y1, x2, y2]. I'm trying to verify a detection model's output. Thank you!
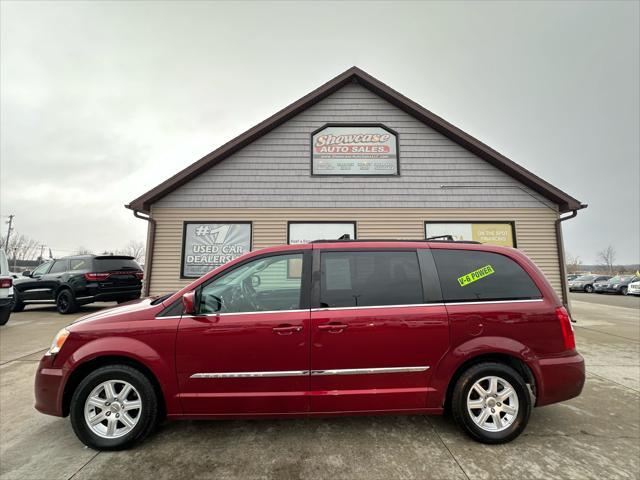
[0, 278, 12, 288]
[84, 272, 110, 281]
[556, 306, 575, 350]
[135, 272, 144, 280]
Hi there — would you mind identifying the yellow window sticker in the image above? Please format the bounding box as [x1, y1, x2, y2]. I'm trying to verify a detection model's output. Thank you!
[457, 265, 495, 287]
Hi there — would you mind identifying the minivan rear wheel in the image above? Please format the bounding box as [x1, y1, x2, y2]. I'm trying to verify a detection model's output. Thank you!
[451, 362, 531, 444]
[70, 365, 158, 450]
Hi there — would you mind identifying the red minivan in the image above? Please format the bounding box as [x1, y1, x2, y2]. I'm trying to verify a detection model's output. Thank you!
[34, 240, 585, 450]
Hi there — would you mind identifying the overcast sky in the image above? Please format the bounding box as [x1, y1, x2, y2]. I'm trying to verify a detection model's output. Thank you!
[1, 1, 639, 264]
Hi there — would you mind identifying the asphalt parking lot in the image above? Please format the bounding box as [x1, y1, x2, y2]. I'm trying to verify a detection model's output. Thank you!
[1, 294, 638, 480]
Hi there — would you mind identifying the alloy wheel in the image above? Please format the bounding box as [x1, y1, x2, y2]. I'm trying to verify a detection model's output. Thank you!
[57, 293, 69, 312]
[84, 380, 142, 439]
[466, 376, 519, 432]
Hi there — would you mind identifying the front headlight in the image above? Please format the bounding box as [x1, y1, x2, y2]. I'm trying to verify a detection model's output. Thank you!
[613, 284, 620, 288]
[46, 328, 70, 356]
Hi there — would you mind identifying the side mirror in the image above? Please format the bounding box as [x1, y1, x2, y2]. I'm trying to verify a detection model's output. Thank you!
[182, 291, 196, 315]
[22, 271, 32, 277]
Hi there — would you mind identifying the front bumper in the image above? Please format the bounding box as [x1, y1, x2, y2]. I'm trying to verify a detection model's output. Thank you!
[536, 352, 585, 406]
[34, 354, 65, 417]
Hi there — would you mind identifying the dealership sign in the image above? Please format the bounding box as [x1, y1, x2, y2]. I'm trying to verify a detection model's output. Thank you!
[181, 222, 251, 278]
[312, 125, 398, 175]
[425, 222, 515, 247]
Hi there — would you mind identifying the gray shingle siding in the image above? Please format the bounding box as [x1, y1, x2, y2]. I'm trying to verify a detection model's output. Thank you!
[156, 83, 555, 210]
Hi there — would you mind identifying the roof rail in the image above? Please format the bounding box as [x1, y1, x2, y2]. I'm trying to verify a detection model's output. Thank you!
[425, 235, 454, 241]
[309, 238, 481, 244]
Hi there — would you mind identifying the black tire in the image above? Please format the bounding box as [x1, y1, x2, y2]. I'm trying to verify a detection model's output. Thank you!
[584, 285, 594, 293]
[11, 291, 25, 312]
[56, 289, 79, 314]
[0, 307, 10, 326]
[70, 364, 158, 450]
[451, 362, 531, 444]
[621, 286, 628, 296]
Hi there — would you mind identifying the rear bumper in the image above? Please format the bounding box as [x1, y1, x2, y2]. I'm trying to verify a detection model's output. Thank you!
[536, 352, 585, 406]
[34, 355, 65, 417]
[77, 288, 141, 304]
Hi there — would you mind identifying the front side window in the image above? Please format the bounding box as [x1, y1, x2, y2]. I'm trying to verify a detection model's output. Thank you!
[31, 262, 52, 277]
[432, 249, 541, 302]
[320, 250, 423, 308]
[198, 253, 304, 314]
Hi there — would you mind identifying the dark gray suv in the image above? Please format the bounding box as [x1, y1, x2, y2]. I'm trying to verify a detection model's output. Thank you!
[12, 255, 143, 314]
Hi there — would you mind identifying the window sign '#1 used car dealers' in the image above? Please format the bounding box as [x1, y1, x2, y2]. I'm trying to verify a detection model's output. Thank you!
[181, 222, 251, 278]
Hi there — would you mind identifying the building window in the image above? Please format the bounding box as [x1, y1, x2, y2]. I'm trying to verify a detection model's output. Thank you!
[287, 222, 356, 244]
[425, 222, 516, 247]
[181, 222, 252, 278]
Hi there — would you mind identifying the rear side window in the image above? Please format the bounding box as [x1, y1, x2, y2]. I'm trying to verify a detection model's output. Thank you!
[93, 258, 141, 272]
[49, 260, 68, 274]
[70, 258, 91, 271]
[432, 249, 541, 302]
[320, 251, 423, 308]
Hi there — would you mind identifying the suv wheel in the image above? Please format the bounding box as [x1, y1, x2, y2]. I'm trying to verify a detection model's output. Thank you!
[584, 285, 594, 293]
[11, 292, 25, 312]
[56, 289, 79, 314]
[70, 365, 158, 450]
[451, 362, 531, 444]
[0, 307, 10, 326]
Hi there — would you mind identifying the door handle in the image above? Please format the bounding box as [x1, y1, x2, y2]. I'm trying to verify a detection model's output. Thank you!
[317, 323, 348, 333]
[272, 325, 303, 335]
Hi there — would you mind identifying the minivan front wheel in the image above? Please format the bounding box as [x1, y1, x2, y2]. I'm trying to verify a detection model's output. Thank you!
[451, 362, 531, 444]
[70, 365, 158, 450]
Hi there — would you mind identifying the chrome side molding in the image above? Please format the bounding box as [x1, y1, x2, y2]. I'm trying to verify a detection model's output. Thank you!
[190, 366, 429, 379]
[310, 366, 429, 376]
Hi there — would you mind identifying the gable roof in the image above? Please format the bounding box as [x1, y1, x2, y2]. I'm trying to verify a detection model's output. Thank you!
[126, 66, 585, 213]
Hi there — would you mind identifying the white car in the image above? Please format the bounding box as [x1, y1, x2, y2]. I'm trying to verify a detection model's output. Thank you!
[0, 248, 13, 325]
[628, 280, 640, 296]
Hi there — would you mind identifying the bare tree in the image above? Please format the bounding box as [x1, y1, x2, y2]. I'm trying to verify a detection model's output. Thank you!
[597, 246, 616, 274]
[117, 240, 145, 263]
[0, 232, 41, 267]
[75, 246, 93, 255]
[566, 252, 583, 273]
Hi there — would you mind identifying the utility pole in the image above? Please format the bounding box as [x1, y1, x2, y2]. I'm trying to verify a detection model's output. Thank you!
[39, 244, 45, 262]
[4, 214, 14, 250]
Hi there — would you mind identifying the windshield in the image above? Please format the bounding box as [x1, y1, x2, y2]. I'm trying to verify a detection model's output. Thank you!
[610, 276, 634, 283]
[151, 292, 175, 305]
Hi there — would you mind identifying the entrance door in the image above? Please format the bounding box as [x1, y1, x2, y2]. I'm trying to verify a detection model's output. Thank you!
[175, 250, 311, 416]
[309, 248, 449, 413]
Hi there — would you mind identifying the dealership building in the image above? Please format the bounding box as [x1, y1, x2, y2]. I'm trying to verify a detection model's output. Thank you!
[127, 67, 585, 304]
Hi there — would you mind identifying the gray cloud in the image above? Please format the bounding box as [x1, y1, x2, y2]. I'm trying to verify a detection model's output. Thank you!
[1, 0, 638, 263]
